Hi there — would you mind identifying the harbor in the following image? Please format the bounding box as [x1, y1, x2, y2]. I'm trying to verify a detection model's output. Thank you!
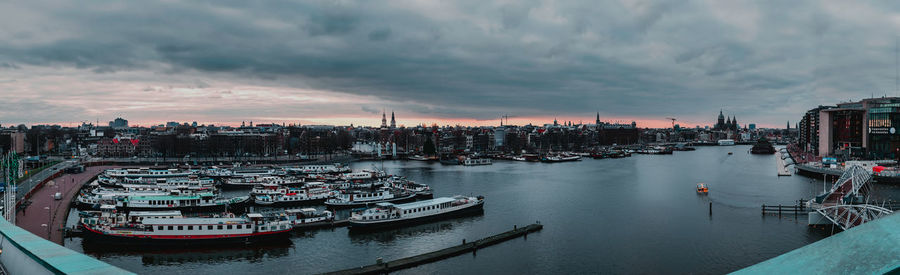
[41, 145, 894, 274]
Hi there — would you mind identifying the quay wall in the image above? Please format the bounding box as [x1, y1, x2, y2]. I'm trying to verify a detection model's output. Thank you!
[0, 218, 132, 275]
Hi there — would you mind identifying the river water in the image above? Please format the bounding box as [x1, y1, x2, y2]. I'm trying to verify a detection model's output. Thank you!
[62, 145, 900, 274]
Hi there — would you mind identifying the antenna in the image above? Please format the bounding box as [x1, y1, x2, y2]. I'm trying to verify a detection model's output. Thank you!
[895, 37, 898, 96]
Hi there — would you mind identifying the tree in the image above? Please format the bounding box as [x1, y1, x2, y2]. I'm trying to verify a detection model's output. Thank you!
[423, 134, 436, 156]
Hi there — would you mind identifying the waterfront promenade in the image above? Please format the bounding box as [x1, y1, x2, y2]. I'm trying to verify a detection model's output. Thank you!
[16, 166, 111, 243]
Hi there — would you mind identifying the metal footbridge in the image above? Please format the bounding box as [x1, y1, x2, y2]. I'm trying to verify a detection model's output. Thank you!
[808, 165, 893, 230]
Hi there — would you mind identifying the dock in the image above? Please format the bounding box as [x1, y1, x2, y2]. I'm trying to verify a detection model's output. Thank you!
[762, 203, 808, 216]
[16, 165, 126, 244]
[775, 152, 791, 176]
[323, 223, 543, 275]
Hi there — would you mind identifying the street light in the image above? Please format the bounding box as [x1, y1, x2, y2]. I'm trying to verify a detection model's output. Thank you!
[43, 205, 50, 239]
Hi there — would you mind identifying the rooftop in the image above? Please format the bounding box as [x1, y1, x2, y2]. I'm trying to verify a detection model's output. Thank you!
[142, 217, 247, 225]
[395, 197, 458, 210]
[735, 213, 900, 274]
[0, 218, 133, 274]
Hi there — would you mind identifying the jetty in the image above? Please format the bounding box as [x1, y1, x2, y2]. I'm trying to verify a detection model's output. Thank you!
[775, 151, 792, 176]
[323, 223, 543, 275]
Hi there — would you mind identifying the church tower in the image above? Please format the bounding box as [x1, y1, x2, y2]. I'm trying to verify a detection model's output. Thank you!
[732, 116, 738, 131]
[717, 110, 725, 130]
[390, 111, 396, 128]
[381, 111, 387, 128]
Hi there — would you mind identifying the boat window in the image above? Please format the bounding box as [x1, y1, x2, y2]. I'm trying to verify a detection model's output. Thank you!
[188, 226, 193, 230]
[227, 225, 233, 229]
[260, 226, 266, 231]
[158, 226, 164, 230]
[208, 225, 213, 230]
[218, 225, 223, 230]
[168, 226, 174, 230]
[177, 226, 183, 230]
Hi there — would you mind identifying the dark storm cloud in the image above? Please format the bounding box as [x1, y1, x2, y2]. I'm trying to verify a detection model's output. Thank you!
[2, 0, 900, 125]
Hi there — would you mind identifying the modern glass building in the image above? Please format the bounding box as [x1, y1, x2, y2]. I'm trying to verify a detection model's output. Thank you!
[866, 99, 900, 159]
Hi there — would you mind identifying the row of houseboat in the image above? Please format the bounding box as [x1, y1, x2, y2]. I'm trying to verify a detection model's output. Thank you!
[76, 164, 484, 244]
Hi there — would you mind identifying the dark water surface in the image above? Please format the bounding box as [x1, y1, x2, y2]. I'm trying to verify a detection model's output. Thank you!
[63, 146, 900, 274]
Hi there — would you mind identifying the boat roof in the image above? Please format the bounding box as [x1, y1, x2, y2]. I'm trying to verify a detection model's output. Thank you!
[395, 197, 457, 210]
[129, 211, 182, 216]
[127, 193, 213, 200]
[246, 213, 263, 218]
[142, 217, 247, 225]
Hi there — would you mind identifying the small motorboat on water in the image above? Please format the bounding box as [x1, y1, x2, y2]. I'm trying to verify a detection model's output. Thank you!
[727, 152, 733, 155]
[696, 183, 708, 194]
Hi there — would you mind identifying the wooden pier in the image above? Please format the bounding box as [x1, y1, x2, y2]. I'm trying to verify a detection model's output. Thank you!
[762, 203, 807, 216]
[323, 223, 543, 275]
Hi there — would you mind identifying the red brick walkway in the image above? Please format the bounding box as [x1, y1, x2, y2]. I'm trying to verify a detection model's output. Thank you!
[15, 166, 118, 244]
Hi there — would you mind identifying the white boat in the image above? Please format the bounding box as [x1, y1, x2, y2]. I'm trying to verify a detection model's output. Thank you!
[325, 187, 418, 209]
[541, 155, 581, 162]
[76, 189, 170, 209]
[463, 158, 492, 166]
[717, 139, 736, 146]
[342, 172, 376, 180]
[349, 195, 485, 229]
[280, 208, 334, 228]
[408, 155, 436, 161]
[105, 168, 196, 178]
[111, 192, 248, 212]
[284, 164, 351, 174]
[223, 176, 304, 189]
[80, 207, 292, 244]
[253, 183, 336, 206]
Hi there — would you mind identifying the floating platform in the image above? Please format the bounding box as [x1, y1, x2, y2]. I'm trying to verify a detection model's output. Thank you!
[775, 152, 792, 176]
[323, 223, 543, 275]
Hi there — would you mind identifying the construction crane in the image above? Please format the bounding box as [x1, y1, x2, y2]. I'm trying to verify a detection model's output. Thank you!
[666, 117, 676, 128]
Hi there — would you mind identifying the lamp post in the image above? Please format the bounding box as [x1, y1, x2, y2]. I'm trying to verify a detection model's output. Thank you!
[43, 205, 50, 239]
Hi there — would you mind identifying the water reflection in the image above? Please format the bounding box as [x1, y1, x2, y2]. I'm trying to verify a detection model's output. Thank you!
[81, 240, 293, 266]
[348, 212, 485, 244]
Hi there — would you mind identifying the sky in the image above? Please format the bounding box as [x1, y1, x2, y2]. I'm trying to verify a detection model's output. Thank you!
[2, 0, 900, 128]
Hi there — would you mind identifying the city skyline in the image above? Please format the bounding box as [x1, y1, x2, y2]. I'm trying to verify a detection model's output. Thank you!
[3, 1, 900, 128]
[1, 112, 766, 129]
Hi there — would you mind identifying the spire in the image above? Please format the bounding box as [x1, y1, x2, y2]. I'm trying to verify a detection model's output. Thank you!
[390, 111, 396, 128]
[596, 112, 600, 125]
[381, 110, 387, 128]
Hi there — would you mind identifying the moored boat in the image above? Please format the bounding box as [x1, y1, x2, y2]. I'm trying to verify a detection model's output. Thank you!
[114, 193, 249, 213]
[280, 208, 335, 228]
[80, 207, 292, 244]
[105, 168, 196, 178]
[541, 155, 581, 163]
[284, 163, 351, 174]
[348, 195, 485, 230]
[717, 139, 736, 146]
[252, 183, 336, 206]
[462, 158, 492, 166]
[325, 188, 418, 209]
